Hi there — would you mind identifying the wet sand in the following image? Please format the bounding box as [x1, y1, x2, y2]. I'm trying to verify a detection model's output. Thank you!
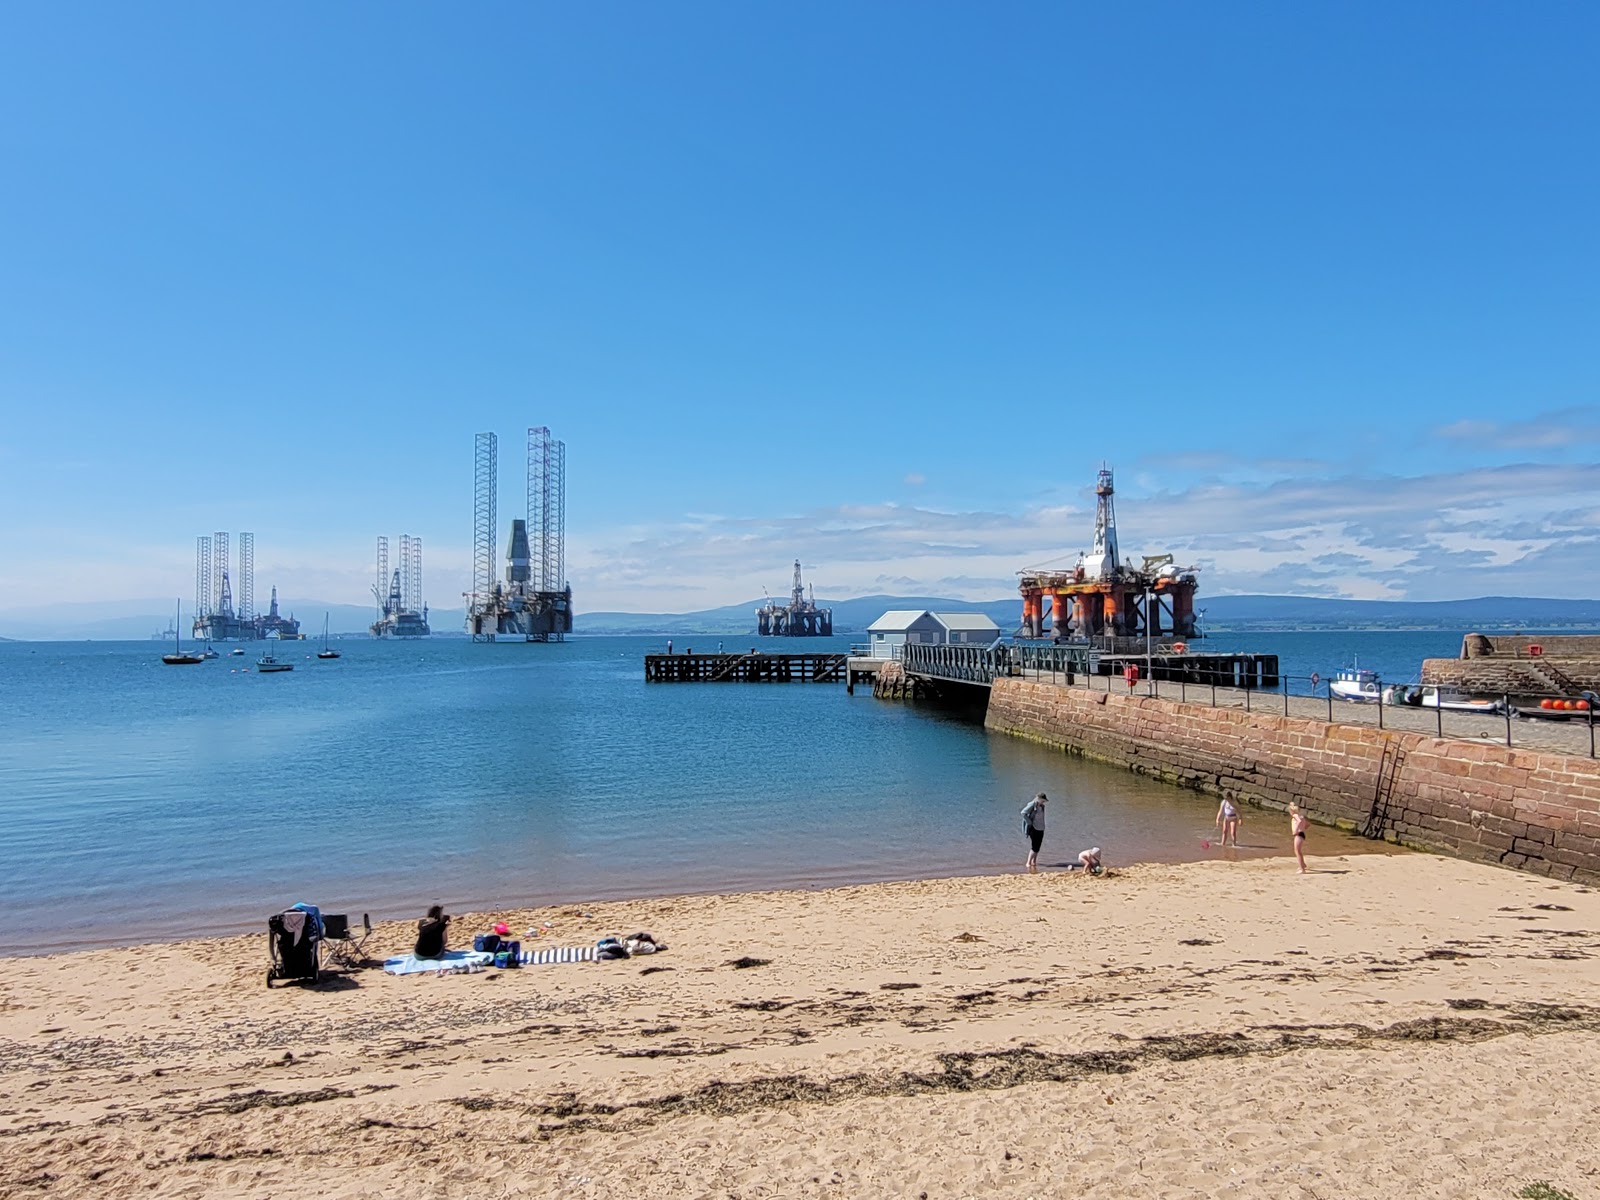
[3, 853, 1599, 1198]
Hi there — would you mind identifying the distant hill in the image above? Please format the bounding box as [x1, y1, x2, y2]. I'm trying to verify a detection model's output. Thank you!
[576, 595, 1020, 637]
[0, 599, 466, 642]
[3, 593, 1597, 641]
[1200, 594, 1600, 630]
[575, 593, 1600, 637]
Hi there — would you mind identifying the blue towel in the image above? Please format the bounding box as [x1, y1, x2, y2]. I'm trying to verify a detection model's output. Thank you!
[290, 902, 324, 939]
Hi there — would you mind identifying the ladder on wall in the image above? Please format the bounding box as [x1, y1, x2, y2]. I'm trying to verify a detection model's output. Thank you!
[1362, 738, 1407, 840]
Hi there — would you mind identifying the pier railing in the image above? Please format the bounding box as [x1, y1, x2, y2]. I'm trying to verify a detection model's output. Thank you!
[1040, 668, 1597, 758]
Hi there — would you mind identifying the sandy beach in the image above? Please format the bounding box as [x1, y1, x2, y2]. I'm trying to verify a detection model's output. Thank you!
[3, 852, 1599, 1198]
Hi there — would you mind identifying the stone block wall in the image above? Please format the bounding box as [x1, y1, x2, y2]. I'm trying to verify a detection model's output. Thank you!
[985, 678, 1600, 884]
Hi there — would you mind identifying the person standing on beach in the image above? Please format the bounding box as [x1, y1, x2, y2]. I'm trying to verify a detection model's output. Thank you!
[1215, 797, 1240, 847]
[1021, 792, 1048, 873]
[1289, 804, 1309, 873]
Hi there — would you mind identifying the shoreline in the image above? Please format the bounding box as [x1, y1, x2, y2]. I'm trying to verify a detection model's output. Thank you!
[4, 853, 1598, 1197]
[2, 832, 1398, 958]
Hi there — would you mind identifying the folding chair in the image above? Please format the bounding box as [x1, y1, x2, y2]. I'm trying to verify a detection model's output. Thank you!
[320, 912, 373, 968]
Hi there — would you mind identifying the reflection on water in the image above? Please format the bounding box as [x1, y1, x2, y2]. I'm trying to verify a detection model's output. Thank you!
[0, 636, 1394, 953]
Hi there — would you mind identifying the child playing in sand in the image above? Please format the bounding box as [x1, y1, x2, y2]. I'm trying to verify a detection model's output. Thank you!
[1021, 793, 1048, 874]
[1078, 847, 1103, 876]
[1215, 797, 1240, 847]
[1289, 804, 1309, 873]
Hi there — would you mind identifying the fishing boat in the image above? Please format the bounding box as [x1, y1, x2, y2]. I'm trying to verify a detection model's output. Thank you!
[161, 602, 205, 666]
[1329, 665, 1381, 703]
[256, 647, 294, 673]
[317, 613, 341, 660]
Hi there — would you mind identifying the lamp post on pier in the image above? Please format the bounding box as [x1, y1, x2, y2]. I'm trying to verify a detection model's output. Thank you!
[1145, 584, 1153, 695]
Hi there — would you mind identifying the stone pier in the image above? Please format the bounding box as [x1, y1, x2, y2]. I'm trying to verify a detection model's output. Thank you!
[985, 677, 1600, 884]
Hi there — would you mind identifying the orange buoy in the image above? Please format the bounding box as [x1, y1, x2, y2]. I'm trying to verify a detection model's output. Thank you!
[1541, 698, 1555, 709]
[1171, 642, 1187, 654]
[1578, 699, 1592, 711]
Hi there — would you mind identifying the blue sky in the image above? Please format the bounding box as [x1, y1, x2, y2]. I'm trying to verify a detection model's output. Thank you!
[2, 3, 1596, 614]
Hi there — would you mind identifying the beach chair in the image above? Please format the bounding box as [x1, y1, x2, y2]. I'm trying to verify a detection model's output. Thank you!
[320, 912, 372, 968]
[266, 910, 322, 988]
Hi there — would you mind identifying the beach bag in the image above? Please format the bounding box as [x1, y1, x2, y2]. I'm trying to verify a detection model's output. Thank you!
[474, 933, 501, 953]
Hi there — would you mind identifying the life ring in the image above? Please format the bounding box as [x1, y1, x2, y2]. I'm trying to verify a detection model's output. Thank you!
[1171, 642, 1187, 654]
[1528, 644, 1543, 657]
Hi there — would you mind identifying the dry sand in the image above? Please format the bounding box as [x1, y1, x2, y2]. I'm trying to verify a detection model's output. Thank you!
[3, 852, 1599, 1198]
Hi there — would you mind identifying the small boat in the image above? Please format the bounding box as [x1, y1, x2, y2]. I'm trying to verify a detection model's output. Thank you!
[1329, 665, 1381, 703]
[256, 647, 294, 673]
[200, 642, 220, 660]
[316, 613, 341, 660]
[230, 648, 245, 656]
[162, 601, 205, 666]
[1416, 685, 1504, 715]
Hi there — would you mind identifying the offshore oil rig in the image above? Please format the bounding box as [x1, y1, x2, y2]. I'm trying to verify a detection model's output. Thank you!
[191, 532, 302, 641]
[465, 427, 573, 642]
[370, 534, 431, 638]
[756, 560, 833, 636]
[1017, 469, 1200, 645]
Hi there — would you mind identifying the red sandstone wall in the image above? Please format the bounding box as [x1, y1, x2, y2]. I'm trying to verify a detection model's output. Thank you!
[985, 678, 1600, 884]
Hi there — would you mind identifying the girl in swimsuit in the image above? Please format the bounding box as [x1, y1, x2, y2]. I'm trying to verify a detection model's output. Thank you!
[1289, 804, 1309, 873]
[1215, 797, 1240, 847]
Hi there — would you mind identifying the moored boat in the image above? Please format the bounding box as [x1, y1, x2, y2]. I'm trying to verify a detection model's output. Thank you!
[162, 601, 205, 666]
[1417, 685, 1504, 715]
[316, 612, 341, 659]
[256, 648, 294, 673]
[1329, 665, 1380, 703]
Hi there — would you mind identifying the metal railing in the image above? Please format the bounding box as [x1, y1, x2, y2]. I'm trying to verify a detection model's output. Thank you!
[1023, 667, 1597, 758]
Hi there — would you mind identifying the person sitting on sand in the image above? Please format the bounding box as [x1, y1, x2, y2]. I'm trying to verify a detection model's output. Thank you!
[1289, 804, 1309, 874]
[1078, 847, 1103, 876]
[414, 904, 450, 959]
[1215, 797, 1240, 847]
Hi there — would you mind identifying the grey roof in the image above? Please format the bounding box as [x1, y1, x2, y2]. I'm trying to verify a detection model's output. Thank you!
[932, 611, 1001, 632]
[868, 609, 935, 632]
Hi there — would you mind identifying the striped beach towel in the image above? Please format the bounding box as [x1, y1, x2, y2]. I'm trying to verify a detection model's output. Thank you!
[520, 944, 598, 966]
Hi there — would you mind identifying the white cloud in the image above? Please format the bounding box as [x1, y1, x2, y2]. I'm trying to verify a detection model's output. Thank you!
[5, 462, 1599, 614]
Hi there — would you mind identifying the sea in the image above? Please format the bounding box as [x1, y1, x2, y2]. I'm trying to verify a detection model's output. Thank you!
[0, 629, 1549, 955]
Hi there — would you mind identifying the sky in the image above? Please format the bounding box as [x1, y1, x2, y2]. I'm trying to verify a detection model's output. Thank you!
[1, 2, 1596, 616]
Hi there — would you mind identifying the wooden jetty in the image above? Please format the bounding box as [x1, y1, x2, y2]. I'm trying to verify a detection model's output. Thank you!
[645, 652, 847, 683]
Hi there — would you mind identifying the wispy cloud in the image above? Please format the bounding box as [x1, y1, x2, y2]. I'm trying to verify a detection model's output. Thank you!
[565, 460, 1600, 608]
[5, 462, 1598, 614]
[1433, 406, 1600, 449]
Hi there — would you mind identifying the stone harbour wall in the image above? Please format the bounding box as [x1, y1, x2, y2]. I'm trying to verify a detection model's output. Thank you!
[985, 678, 1600, 884]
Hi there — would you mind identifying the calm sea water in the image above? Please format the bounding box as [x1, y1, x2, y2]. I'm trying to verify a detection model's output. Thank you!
[0, 629, 1508, 954]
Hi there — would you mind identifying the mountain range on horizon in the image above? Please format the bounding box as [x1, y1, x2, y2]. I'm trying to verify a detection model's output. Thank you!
[1, 593, 1598, 641]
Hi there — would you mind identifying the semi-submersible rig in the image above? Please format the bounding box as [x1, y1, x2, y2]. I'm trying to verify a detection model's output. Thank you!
[465, 427, 573, 642]
[1016, 468, 1200, 645]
